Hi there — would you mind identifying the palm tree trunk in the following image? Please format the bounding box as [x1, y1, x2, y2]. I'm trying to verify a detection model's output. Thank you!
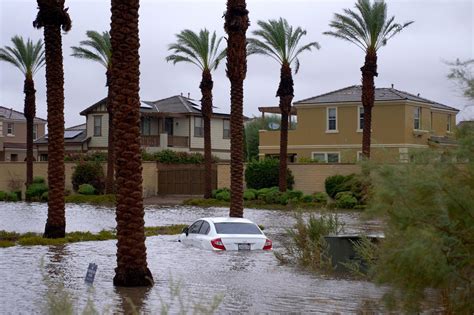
[24, 76, 36, 189]
[225, 0, 249, 218]
[111, 0, 153, 287]
[276, 63, 294, 192]
[105, 70, 115, 194]
[42, 23, 66, 238]
[200, 69, 213, 199]
[360, 50, 378, 159]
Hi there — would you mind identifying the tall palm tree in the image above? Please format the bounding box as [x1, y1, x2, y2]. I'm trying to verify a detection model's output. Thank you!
[110, 0, 153, 286]
[0, 36, 45, 189]
[248, 18, 319, 192]
[224, 0, 249, 218]
[71, 31, 115, 194]
[324, 0, 413, 158]
[33, 0, 71, 238]
[166, 29, 226, 199]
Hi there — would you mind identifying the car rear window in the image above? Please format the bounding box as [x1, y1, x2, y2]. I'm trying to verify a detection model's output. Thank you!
[214, 223, 262, 234]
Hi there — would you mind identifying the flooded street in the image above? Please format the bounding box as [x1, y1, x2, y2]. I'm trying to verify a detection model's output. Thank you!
[0, 202, 385, 314]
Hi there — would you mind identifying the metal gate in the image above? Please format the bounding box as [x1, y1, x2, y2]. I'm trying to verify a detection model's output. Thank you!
[158, 165, 217, 195]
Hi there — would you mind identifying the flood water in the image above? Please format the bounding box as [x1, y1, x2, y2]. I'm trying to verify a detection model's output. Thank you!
[0, 202, 385, 314]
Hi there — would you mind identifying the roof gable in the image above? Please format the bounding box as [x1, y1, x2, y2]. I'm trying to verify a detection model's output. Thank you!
[0, 106, 47, 122]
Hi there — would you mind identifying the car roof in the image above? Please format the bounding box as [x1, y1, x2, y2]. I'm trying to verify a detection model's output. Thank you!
[199, 217, 256, 224]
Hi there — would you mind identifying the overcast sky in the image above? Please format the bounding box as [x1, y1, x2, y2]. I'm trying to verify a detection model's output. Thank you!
[1, 0, 473, 127]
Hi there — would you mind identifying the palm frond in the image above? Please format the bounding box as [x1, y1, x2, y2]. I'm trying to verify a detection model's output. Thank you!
[0, 35, 45, 77]
[71, 30, 111, 70]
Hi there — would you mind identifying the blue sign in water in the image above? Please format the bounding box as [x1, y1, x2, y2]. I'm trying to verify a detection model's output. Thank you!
[85, 263, 98, 285]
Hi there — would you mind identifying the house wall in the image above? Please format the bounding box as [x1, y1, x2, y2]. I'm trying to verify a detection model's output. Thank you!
[173, 117, 189, 137]
[87, 112, 109, 149]
[0, 119, 46, 161]
[190, 116, 231, 159]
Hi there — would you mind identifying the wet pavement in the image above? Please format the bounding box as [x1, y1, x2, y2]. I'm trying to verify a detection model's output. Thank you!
[0, 202, 385, 314]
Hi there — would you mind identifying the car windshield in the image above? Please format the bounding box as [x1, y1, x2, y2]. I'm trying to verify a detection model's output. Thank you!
[214, 222, 262, 235]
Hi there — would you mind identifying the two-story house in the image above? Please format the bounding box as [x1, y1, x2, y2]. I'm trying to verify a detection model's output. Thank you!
[0, 106, 46, 161]
[258, 85, 459, 163]
[65, 95, 232, 160]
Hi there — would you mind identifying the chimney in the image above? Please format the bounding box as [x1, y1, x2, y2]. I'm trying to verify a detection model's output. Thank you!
[417, 93, 420, 97]
[9, 108, 13, 118]
[180, 92, 183, 96]
[391, 83, 394, 89]
[187, 92, 190, 98]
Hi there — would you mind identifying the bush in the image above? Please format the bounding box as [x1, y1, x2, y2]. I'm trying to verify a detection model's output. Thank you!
[215, 190, 230, 202]
[0, 191, 6, 201]
[41, 192, 48, 202]
[313, 192, 328, 204]
[212, 188, 230, 199]
[141, 149, 219, 164]
[5, 192, 18, 202]
[245, 159, 294, 190]
[26, 183, 48, 201]
[287, 190, 304, 200]
[71, 161, 105, 194]
[335, 191, 358, 209]
[301, 195, 314, 203]
[324, 175, 349, 198]
[32, 176, 45, 184]
[243, 190, 256, 201]
[78, 184, 96, 195]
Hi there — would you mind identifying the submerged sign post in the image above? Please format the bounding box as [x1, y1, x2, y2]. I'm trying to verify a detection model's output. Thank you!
[85, 263, 98, 285]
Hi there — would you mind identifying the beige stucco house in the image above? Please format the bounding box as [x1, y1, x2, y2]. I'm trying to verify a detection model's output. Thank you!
[0, 106, 46, 161]
[259, 85, 459, 163]
[36, 95, 232, 160]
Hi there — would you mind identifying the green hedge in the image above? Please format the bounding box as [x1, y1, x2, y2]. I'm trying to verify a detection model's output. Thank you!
[141, 149, 219, 164]
[71, 161, 105, 194]
[245, 158, 294, 190]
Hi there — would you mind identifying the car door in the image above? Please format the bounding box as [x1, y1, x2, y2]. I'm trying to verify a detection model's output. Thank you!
[195, 220, 211, 249]
[182, 220, 203, 247]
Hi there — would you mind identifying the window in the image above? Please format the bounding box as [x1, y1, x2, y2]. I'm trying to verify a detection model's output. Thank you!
[10, 154, 18, 162]
[223, 119, 230, 139]
[311, 152, 340, 163]
[93, 116, 102, 136]
[447, 114, 451, 132]
[33, 124, 38, 140]
[327, 107, 337, 131]
[194, 117, 203, 137]
[7, 123, 14, 135]
[214, 223, 262, 235]
[40, 154, 48, 162]
[141, 117, 151, 136]
[358, 106, 364, 131]
[198, 221, 210, 235]
[414, 107, 421, 130]
[189, 220, 203, 234]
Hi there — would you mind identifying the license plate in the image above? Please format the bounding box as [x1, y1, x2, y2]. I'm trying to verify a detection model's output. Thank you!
[238, 243, 251, 251]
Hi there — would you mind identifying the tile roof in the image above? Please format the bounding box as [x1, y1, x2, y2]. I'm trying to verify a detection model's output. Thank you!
[0, 106, 47, 122]
[294, 85, 459, 112]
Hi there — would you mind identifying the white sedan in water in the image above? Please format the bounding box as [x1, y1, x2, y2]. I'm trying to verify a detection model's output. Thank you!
[178, 217, 272, 251]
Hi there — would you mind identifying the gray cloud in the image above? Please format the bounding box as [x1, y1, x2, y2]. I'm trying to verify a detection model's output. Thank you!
[1, 0, 473, 128]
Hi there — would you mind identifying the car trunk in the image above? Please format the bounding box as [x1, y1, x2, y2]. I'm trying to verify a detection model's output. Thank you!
[219, 234, 267, 251]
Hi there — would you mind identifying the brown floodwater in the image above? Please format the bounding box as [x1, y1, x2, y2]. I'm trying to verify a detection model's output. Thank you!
[0, 202, 385, 314]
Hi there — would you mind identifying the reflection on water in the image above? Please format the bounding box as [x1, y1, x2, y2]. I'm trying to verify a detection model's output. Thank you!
[0, 202, 384, 313]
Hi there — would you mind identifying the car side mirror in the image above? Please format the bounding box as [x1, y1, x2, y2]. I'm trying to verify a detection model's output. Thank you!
[182, 227, 189, 236]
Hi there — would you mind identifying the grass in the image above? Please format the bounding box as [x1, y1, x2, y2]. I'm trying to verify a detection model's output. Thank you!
[183, 198, 327, 211]
[64, 194, 116, 205]
[0, 224, 188, 248]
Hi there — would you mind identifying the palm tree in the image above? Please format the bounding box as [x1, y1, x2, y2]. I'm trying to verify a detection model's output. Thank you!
[248, 18, 319, 192]
[71, 31, 115, 194]
[110, 0, 153, 286]
[324, 0, 413, 159]
[33, 0, 71, 238]
[224, 0, 249, 218]
[0, 36, 45, 190]
[166, 29, 226, 199]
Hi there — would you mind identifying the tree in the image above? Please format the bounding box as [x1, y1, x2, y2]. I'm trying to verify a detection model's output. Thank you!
[224, 0, 249, 218]
[33, 0, 71, 239]
[248, 18, 319, 192]
[110, 0, 153, 286]
[324, 0, 412, 159]
[166, 29, 226, 199]
[0, 36, 45, 189]
[71, 31, 115, 194]
[447, 59, 474, 101]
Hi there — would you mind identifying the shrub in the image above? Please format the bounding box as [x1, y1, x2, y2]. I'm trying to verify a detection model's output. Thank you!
[243, 190, 256, 201]
[78, 184, 96, 195]
[41, 192, 48, 202]
[335, 191, 358, 209]
[141, 149, 219, 164]
[263, 190, 282, 204]
[287, 190, 304, 200]
[26, 183, 48, 201]
[0, 191, 6, 201]
[5, 192, 18, 202]
[313, 192, 328, 204]
[301, 195, 314, 203]
[256, 187, 278, 199]
[215, 190, 230, 202]
[71, 161, 105, 194]
[212, 188, 230, 199]
[325, 175, 349, 198]
[32, 176, 45, 184]
[245, 159, 294, 190]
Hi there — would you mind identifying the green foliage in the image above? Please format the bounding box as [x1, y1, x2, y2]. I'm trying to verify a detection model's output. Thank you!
[212, 188, 230, 199]
[365, 123, 474, 313]
[5, 192, 18, 202]
[141, 149, 217, 164]
[33, 176, 45, 184]
[324, 175, 348, 198]
[0, 36, 45, 77]
[324, 173, 368, 204]
[71, 30, 111, 70]
[0, 191, 6, 201]
[245, 158, 294, 190]
[276, 213, 344, 270]
[215, 190, 230, 202]
[447, 59, 474, 100]
[41, 191, 48, 202]
[335, 191, 358, 209]
[243, 190, 256, 201]
[26, 182, 48, 201]
[64, 152, 107, 162]
[65, 194, 116, 205]
[313, 192, 328, 204]
[71, 161, 105, 194]
[144, 224, 188, 236]
[78, 184, 96, 195]
[301, 195, 313, 203]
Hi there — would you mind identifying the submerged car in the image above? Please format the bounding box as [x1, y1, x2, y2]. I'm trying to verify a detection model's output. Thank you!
[178, 217, 272, 251]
